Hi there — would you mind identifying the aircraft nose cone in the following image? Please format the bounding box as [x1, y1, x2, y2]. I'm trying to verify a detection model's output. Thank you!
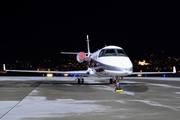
[113, 57, 132, 68]
[99, 56, 133, 69]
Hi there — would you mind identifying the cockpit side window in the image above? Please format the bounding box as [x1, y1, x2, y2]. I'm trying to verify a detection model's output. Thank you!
[98, 49, 105, 57]
[116, 49, 127, 56]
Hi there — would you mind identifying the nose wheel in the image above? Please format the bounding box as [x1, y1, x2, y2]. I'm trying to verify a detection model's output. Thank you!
[114, 83, 123, 91]
[109, 76, 124, 92]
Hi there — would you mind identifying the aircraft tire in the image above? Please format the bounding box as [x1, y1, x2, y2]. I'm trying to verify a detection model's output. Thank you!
[77, 78, 81, 84]
[109, 78, 113, 84]
[81, 78, 84, 84]
[114, 83, 121, 91]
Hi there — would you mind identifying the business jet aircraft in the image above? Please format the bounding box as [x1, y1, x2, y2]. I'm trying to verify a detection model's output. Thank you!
[3, 35, 176, 91]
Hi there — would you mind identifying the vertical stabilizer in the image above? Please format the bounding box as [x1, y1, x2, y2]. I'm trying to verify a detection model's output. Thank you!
[86, 35, 90, 56]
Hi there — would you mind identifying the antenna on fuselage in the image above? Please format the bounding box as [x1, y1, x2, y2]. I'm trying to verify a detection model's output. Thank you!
[86, 35, 90, 56]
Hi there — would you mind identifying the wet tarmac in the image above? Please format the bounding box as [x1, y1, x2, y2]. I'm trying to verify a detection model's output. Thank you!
[0, 76, 180, 120]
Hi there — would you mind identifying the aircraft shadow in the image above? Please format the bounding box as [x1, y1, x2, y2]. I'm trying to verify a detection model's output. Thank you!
[42, 81, 149, 92]
[120, 83, 149, 92]
[43, 81, 110, 85]
[0, 81, 148, 93]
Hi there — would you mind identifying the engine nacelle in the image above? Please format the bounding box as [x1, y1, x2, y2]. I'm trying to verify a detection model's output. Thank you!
[76, 51, 86, 63]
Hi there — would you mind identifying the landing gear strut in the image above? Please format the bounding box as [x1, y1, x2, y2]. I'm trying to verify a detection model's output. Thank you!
[76, 77, 84, 84]
[109, 76, 124, 92]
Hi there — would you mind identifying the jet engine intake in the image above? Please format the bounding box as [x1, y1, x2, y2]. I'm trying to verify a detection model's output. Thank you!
[76, 52, 86, 63]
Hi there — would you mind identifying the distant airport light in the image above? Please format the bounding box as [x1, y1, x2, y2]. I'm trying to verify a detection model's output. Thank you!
[64, 74, 68, 77]
[137, 74, 142, 77]
[138, 60, 150, 66]
[47, 73, 53, 77]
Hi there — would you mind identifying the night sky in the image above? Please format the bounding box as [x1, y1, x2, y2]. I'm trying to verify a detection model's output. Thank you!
[0, 1, 180, 63]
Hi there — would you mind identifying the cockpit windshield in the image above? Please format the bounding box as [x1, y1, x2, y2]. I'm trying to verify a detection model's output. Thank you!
[98, 49, 127, 57]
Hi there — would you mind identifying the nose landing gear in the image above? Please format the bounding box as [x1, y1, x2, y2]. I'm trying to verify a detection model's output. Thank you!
[109, 76, 124, 92]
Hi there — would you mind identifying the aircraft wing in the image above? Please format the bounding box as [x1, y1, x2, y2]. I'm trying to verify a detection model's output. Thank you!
[3, 64, 88, 76]
[132, 66, 176, 75]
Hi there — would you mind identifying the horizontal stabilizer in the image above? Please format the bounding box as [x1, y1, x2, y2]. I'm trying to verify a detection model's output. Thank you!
[60, 52, 90, 55]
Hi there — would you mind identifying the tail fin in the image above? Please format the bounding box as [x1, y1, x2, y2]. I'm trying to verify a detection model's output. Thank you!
[86, 35, 91, 56]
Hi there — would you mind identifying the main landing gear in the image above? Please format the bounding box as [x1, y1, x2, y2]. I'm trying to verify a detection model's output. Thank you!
[75, 77, 84, 84]
[109, 76, 124, 92]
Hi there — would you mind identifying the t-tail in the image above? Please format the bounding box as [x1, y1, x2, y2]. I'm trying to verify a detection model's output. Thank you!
[60, 35, 91, 63]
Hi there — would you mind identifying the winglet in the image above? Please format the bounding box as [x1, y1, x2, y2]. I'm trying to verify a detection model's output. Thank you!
[3, 64, 6, 71]
[173, 66, 176, 73]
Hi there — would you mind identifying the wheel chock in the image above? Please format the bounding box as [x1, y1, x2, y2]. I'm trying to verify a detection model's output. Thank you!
[115, 89, 123, 93]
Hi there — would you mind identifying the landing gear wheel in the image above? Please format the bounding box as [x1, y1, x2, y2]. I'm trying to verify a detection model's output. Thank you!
[77, 78, 81, 84]
[81, 78, 84, 84]
[114, 84, 121, 90]
[114, 83, 123, 92]
[77, 78, 84, 84]
[109, 78, 113, 84]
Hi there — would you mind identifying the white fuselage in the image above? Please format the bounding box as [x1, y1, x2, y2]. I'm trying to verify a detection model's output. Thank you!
[86, 45, 133, 77]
